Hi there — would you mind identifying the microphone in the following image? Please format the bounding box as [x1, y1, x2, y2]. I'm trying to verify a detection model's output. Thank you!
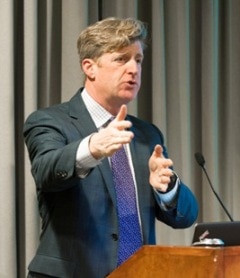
[194, 152, 234, 222]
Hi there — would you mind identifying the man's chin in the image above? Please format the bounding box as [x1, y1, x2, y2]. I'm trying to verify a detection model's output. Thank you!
[120, 90, 138, 101]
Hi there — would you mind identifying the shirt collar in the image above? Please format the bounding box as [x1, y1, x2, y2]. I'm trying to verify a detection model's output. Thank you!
[81, 88, 113, 129]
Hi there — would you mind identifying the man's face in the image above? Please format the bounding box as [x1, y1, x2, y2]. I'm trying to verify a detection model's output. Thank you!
[86, 41, 144, 113]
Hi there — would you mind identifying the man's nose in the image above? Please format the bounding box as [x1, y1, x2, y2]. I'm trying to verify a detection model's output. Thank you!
[127, 59, 139, 74]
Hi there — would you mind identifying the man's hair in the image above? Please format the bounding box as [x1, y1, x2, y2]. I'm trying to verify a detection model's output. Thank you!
[77, 17, 147, 66]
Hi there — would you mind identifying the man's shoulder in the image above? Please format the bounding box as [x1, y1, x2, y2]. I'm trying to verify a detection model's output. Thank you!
[128, 114, 164, 142]
[25, 89, 83, 120]
[127, 114, 158, 131]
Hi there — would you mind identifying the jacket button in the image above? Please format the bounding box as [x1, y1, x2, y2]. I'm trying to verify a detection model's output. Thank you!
[111, 233, 118, 241]
[56, 170, 67, 178]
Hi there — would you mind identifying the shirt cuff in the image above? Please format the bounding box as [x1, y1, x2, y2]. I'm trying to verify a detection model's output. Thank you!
[75, 135, 102, 177]
[154, 175, 180, 210]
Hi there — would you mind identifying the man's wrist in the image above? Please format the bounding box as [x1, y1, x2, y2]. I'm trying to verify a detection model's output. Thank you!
[88, 133, 104, 160]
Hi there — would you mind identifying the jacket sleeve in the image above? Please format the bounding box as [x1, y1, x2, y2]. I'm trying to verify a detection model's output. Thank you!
[154, 182, 199, 228]
[23, 109, 81, 192]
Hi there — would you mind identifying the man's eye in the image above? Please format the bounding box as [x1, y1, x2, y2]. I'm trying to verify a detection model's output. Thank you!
[115, 57, 125, 62]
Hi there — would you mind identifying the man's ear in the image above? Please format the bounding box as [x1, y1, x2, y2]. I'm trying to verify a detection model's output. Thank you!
[81, 59, 96, 80]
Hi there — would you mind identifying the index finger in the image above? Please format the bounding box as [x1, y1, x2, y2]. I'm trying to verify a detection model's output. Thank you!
[115, 105, 127, 122]
[153, 144, 164, 158]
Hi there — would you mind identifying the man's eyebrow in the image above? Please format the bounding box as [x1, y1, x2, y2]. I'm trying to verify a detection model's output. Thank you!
[136, 53, 144, 59]
[113, 51, 144, 60]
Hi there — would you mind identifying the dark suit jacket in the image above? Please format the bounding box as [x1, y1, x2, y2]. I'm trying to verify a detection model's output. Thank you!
[23, 89, 198, 278]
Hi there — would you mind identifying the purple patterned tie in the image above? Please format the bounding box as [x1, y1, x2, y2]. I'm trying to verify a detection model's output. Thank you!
[111, 146, 142, 266]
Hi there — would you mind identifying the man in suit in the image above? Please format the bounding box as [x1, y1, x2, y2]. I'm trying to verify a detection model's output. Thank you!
[24, 17, 198, 278]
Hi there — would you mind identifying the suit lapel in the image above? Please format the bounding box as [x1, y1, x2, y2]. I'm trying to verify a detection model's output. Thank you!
[68, 90, 117, 206]
[130, 133, 150, 192]
[130, 124, 152, 236]
[98, 158, 117, 207]
[68, 89, 98, 137]
[129, 120, 151, 190]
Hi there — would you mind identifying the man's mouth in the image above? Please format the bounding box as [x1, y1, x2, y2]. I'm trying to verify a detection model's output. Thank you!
[127, 80, 137, 85]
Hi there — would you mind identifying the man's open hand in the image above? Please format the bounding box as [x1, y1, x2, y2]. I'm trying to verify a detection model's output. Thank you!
[148, 144, 174, 192]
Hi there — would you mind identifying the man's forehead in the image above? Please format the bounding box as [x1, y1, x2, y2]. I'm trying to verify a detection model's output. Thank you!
[112, 42, 144, 55]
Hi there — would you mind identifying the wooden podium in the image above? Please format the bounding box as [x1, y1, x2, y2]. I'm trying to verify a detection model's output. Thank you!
[108, 245, 240, 278]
